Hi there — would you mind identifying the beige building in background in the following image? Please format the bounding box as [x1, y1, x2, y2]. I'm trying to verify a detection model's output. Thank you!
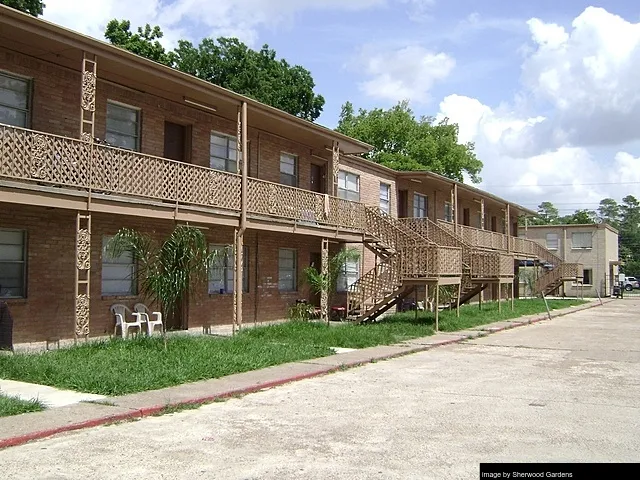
[519, 224, 619, 297]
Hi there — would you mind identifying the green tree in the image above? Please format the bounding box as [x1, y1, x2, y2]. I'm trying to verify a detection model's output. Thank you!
[303, 247, 360, 324]
[104, 20, 175, 66]
[104, 21, 325, 121]
[620, 195, 640, 274]
[560, 209, 597, 225]
[0, 0, 44, 16]
[529, 201, 560, 225]
[336, 101, 483, 182]
[597, 198, 621, 229]
[106, 225, 218, 332]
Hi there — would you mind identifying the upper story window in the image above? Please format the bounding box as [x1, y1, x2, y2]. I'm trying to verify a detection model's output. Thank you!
[572, 232, 592, 249]
[101, 236, 136, 296]
[338, 171, 360, 202]
[413, 193, 427, 218]
[210, 132, 238, 173]
[280, 153, 298, 187]
[444, 202, 454, 222]
[0, 229, 27, 298]
[0, 72, 30, 128]
[106, 101, 140, 151]
[546, 233, 559, 250]
[379, 183, 390, 214]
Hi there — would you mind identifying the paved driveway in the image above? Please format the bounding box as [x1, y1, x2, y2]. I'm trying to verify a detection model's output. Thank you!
[1, 299, 638, 479]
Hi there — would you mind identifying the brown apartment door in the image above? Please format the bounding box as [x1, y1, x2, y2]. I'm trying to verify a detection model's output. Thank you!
[491, 216, 497, 232]
[463, 208, 470, 226]
[310, 164, 326, 194]
[398, 190, 408, 218]
[164, 121, 190, 162]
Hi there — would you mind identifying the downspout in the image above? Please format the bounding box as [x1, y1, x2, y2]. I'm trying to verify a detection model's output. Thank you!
[235, 101, 248, 332]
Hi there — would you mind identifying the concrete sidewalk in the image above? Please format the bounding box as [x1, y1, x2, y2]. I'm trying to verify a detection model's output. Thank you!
[0, 299, 606, 449]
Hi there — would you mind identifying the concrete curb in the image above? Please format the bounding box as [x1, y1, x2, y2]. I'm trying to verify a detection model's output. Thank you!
[0, 299, 608, 449]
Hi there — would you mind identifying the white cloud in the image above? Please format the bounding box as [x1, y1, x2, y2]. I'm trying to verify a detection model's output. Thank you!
[516, 7, 640, 152]
[437, 94, 640, 209]
[43, 0, 421, 46]
[358, 46, 455, 103]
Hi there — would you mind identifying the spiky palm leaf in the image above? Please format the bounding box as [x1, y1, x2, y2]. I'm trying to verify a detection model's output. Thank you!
[106, 225, 219, 324]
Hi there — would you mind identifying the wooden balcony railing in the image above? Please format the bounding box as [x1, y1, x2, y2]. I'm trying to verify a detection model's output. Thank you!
[436, 221, 565, 265]
[0, 123, 366, 231]
[400, 245, 463, 278]
[469, 251, 515, 278]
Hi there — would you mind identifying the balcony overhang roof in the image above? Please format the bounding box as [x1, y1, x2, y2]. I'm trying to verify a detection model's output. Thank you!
[395, 171, 537, 217]
[0, 5, 372, 155]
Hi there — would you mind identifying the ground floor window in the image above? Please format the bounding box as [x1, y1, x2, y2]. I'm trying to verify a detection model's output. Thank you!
[101, 236, 136, 296]
[337, 258, 359, 292]
[0, 229, 26, 298]
[278, 248, 297, 291]
[208, 245, 249, 294]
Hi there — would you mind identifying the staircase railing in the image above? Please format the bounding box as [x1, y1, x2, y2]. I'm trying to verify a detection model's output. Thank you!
[349, 209, 462, 320]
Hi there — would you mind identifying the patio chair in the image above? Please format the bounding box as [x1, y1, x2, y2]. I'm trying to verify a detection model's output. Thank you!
[133, 303, 164, 336]
[110, 304, 143, 339]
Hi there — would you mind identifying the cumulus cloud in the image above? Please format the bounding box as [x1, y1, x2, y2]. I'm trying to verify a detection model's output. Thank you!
[43, 0, 421, 46]
[437, 94, 640, 209]
[358, 46, 455, 103]
[515, 7, 640, 153]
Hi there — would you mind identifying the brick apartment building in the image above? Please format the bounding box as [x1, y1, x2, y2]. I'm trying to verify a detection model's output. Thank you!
[0, 6, 581, 344]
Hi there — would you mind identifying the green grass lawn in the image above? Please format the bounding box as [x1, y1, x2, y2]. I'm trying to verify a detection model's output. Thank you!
[390, 298, 586, 333]
[0, 298, 586, 397]
[0, 394, 45, 417]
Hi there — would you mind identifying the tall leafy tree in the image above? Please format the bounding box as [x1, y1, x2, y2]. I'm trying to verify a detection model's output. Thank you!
[529, 201, 560, 225]
[104, 20, 175, 66]
[0, 0, 44, 16]
[560, 209, 597, 225]
[336, 101, 482, 182]
[619, 195, 640, 275]
[597, 198, 621, 229]
[104, 21, 325, 121]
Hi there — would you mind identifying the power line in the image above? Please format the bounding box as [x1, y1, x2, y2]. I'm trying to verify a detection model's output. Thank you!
[483, 181, 640, 188]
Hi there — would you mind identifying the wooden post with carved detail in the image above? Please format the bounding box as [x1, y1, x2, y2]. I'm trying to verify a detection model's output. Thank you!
[75, 213, 91, 340]
[321, 238, 329, 324]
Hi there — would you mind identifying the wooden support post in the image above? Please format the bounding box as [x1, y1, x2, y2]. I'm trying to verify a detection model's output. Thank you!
[233, 101, 249, 334]
[321, 238, 329, 324]
[479, 287, 482, 311]
[456, 281, 461, 318]
[480, 199, 485, 230]
[74, 213, 91, 340]
[498, 282, 501, 313]
[511, 282, 515, 311]
[435, 285, 439, 332]
[454, 184, 459, 235]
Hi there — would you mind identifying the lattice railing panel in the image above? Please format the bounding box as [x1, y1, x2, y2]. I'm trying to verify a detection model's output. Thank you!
[499, 254, 515, 277]
[330, 197, 366, 230]
[348, 256, 400, 314]
[436, 246, 463, 276]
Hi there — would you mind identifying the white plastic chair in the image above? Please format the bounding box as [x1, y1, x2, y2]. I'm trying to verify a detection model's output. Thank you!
[110, 304, 143, 338]
[134, 303, 164, 336]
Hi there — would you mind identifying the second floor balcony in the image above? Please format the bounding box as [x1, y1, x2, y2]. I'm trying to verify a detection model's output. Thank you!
[0, 123, 366, 239]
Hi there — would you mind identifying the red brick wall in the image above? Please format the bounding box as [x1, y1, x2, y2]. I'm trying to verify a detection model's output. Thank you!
[1, 204, 329, 343]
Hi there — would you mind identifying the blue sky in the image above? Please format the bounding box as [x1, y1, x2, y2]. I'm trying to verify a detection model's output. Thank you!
[43, 0, 640, 213]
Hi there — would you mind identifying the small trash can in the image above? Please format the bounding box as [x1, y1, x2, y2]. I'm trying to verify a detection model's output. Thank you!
[0, 301, 14, 352]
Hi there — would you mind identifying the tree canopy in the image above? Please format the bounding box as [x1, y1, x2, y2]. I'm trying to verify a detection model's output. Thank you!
[336, 101, 483, 183]
[104, 20, 325, 121]
[524, 196, 640, 276]
[0, 0, 44, 16]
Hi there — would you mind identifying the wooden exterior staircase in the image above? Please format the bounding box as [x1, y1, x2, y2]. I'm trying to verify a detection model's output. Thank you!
[437, 222, 583, 297]
[347, 208, 462, 323]
[400, 218, 515, 307]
